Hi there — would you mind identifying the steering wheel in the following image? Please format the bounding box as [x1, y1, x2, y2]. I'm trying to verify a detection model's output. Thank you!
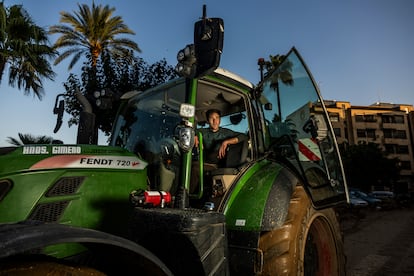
[269, 134, 297, 159]
[159, 138, 181, 166]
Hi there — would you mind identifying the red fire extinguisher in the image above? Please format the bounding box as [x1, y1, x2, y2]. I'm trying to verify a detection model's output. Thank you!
[130, 190, 172, 208]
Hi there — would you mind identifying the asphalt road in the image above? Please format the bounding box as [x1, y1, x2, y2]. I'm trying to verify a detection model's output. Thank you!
[341, 206, 414, 275]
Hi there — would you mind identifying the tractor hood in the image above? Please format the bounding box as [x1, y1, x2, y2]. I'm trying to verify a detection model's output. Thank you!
[0, 144, 148, 228]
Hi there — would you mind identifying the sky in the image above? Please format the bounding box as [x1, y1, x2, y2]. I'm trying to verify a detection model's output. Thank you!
[0, 0, 413, 147]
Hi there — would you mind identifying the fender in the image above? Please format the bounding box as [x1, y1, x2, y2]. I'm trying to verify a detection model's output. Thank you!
[221, 160, 299, 274]
[0, 221, 173, 276]
[222, 159, 297, 232]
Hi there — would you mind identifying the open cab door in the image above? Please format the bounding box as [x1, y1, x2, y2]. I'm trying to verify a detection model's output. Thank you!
[258, 47, 349, 209]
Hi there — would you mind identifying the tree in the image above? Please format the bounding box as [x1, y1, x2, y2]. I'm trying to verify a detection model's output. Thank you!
[264, 54, 294, 87]
[339, 142, 401, 191]
[49, 2, 140, 71]
[61, 56, 178, 138]
[7, 133, 62, 146]
[0, 3, 56, 99]
[264, 54, 294, 120]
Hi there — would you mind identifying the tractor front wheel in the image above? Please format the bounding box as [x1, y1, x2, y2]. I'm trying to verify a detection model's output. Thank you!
[259, 185, 345, 275]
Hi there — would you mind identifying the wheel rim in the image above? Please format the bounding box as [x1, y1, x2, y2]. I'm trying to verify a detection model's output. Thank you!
[304, 216, 338, 276]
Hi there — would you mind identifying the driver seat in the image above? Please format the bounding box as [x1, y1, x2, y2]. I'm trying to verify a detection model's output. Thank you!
[210, 139, 249, 197]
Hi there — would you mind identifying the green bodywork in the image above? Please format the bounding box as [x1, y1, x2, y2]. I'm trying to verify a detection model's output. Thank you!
[223, 160, 280, 231]
[0, 145, 148, 236]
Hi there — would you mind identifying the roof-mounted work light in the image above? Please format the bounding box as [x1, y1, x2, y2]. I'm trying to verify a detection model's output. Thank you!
[175, 44, 196, 78]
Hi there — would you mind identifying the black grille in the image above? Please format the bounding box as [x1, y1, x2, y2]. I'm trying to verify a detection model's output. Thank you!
[0, 179, 12, 201]
[46, 176, 85, 197]
[29, 201, 69, 222]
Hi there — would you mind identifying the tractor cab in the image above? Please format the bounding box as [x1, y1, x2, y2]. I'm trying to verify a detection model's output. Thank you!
[110, 47, 348, 209]
[110, 68, 253, 198]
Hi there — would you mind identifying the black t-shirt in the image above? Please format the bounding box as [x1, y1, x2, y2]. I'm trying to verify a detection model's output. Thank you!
[198, 127, 246, 163]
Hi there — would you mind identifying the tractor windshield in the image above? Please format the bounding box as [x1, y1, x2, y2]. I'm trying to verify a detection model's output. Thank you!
[111, 80, 185, 192]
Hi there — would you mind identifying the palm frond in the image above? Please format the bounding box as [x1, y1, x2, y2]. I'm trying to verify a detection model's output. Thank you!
[50, 3, 140, 71]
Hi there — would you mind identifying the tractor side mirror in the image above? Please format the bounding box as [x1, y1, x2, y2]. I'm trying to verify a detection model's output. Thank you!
[53, 94, 65, 133]
[193, 6, 224, 77]
[175, 6, 224, 79]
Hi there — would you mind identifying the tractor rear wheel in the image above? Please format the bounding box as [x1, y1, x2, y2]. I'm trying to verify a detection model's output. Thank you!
[259, 185, 345, 275]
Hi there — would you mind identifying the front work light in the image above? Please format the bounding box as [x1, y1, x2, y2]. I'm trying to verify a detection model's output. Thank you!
[178, 127, 195, 152]
[180, 103, 195, 119]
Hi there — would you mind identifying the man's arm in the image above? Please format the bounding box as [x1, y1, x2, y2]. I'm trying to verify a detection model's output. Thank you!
[218, 131, 247, 159]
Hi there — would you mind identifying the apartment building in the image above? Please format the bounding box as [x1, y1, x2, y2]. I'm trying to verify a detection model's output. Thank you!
[324, 100, 414, 192]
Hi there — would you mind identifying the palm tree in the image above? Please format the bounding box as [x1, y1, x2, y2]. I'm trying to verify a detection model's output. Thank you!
[265, 54, 294, 120]
[6, 133, 62, 146]
[49, 2, 141, 70]
[0, 3, 56, 99]
[265, 54, 294, 88]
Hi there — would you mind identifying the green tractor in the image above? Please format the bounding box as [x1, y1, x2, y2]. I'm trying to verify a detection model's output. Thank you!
[0, 7, 349, 275]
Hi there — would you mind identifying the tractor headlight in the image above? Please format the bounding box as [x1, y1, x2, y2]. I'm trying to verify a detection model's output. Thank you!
[178, 127, 194, 152]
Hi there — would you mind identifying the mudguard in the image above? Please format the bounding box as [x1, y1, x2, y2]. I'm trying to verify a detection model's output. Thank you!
[221, 159, 300, 274]
[222, 159, 298, 232]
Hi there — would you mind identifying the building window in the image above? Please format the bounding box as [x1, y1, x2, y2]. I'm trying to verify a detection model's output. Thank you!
[333, 128, 341, 137]
[382, 129, 407, 139]
[364, 115, 376, 122]
[383, 129, 392, 138]
[384, 144, 396, 154]
[355, 115, 364, 122]
[356, 129, 375, 138]
[382, 114, 405, 124]
[366, 129, 376, 138]
[400, 161, 411, 170]
[394, 115, 404, 124]
[397, 145, 409, 154]
[357, 129, 366, 137]
[382, 115, 393, 123]
[394, 130, 407, 139]
[329, 113, 340, 122]
[355, 114, 377, 122]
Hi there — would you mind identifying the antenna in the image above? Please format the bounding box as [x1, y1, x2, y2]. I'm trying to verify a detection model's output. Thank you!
[200, 5, 211, 41]
[202, 4, 207, 19]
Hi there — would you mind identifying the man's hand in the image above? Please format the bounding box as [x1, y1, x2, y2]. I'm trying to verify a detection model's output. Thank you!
[218, 141, 228, 159]
[218, 137, 238, 159]
[194, 136, 199, 148]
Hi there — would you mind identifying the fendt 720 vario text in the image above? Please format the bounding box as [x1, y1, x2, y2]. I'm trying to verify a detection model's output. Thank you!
[0, 7, 349, 275]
